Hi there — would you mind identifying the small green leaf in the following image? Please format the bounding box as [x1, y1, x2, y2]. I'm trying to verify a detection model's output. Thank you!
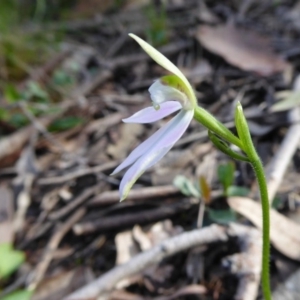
[1, 289, 33, 300]
[0, 243, 25, 279]
[173, 175, 200, 197]
[48, 116, 84, 132]
[227, 185, 250, 197]
[272, 196, 282, 210]
[207, 208, 237, 225]
[24, 81, 49, 102]
[4, 84, 21, 103]
[52, 69, 75, 87]
[9, 113, 29, 128]
[217, 162, 235, 194]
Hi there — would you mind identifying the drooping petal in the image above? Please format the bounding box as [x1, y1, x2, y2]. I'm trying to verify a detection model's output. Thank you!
[123, 101, 181, 124]
[129, 33, 197, 107]
[118, 109, 194, 200]
[149, 80, 187, 107]
[111, 119, 176, 176]
[111, 109, 193, 176]
[154, 109, 193, 148]
[119, 145, 172, 201]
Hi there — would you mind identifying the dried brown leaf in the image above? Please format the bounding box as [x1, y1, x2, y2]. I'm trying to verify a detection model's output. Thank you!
[199, 176, 211, 204]
[133, 220, 183, 251]
[228, 197, 300, 260]
[115, 231, 139, 265]
[107, 123, 144, 160]
[196, 24, 289, 76]
[32, 268, 94, 300]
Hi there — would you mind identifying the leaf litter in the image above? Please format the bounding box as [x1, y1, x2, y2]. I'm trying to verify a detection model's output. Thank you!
[196, 23, 290, 76]
[1, 1, 300, 300]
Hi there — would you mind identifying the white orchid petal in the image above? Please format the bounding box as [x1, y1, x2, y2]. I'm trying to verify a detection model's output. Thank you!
[149, 80, 187, 106]
[156, 109, 193, 146]
[119, 145, 172, 201]
[111, 119, 175, 175]
[123, 101, 181, 124]
[117, 110, 194, 200]
[112, 109, 193, 176]
[111, 123, 171, 175]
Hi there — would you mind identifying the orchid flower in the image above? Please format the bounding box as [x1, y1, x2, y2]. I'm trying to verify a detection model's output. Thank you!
[112, 34, 197, 201]
[110, 35, 272, 300]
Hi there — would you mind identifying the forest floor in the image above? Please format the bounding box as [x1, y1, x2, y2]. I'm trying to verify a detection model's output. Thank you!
[1, 1, 300, 299]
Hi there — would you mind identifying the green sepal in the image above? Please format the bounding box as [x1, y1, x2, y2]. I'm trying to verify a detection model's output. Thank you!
[234, 102, 257, 161]
[208, 131, 250, 162]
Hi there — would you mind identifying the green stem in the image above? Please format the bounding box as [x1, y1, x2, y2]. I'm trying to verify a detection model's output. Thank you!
[194, 103, 272, 299]
[194, 106, 244, 151]
[251, 157, 271, 300]
[234, 102, 271, 300]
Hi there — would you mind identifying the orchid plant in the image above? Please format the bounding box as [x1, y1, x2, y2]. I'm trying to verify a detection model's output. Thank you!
[112, 34, 271, 300]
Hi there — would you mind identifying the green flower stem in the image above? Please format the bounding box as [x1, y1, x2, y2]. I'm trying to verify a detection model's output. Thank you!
[194, 106, 245, 151]
[195, 103, 271, 300]
[234, 102, 271, 300]
[251, 157, 271, 300]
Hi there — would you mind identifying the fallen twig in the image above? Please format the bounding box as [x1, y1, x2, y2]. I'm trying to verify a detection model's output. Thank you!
[65, 223, 261, 300]
[48, 185, 102, 220]
[29, 45, 73, 84]
[18, 102, 66, 153]
[0, 186, 14, 244]
[0, 116, 54, 165]
[88, 185, 181, 206]
[13, 143, 38, 233]
[29, 208, 86, 290]
[97, 40, 192, 70]
[37, 161, 118, 185]
[74, 200, 193, 235]
[64, 224, 228, 300]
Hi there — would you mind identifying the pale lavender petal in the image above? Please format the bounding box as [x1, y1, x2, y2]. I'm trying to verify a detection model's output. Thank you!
[119, 145, 172, 200]
[154, 109, 194, 148]
[118, 109, 194, 200]
[111, 109, 193, 175]
[149, 79, 187, 106]
[111, 121, 171, 175]
[123, 101, 181, 124]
